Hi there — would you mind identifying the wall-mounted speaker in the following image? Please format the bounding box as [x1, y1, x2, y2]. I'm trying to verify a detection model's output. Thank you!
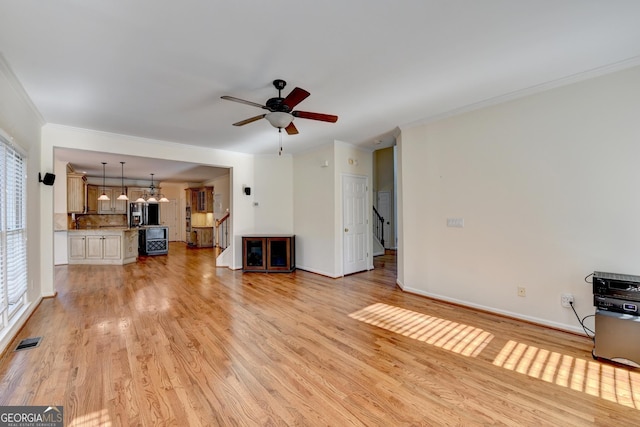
[39, 172, 56, 186]
[244, 186, 251, 196]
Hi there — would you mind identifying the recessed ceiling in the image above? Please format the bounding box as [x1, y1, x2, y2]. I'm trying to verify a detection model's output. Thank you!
[2, 1, 640, 159]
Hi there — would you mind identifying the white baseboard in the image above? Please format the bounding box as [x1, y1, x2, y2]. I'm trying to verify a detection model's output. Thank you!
[0, 297, 42, 356]
[397, 281, 584, 335]
[296, 265, 341, 278]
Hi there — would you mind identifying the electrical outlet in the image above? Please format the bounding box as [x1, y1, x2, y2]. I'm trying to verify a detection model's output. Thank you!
[517, 286, 526, 297]
[561, 293, 574, 308]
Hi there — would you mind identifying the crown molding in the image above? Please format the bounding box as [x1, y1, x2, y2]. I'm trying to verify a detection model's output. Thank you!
[0, 53, 45, 125]
[402, 55, 640, 131]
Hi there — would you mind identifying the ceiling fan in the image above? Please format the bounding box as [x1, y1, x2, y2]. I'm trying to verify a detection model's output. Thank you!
[221, 79, 338, 135]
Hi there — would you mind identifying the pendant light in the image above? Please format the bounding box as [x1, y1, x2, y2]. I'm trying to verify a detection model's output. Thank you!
[135, 173, 169, 204]
[97, 162, 110, 201]
[146, 173, 158, 203]
[117, 161, 129, 201]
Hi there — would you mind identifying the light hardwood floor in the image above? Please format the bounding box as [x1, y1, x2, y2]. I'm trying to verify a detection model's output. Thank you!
[0, 244, 638, 426]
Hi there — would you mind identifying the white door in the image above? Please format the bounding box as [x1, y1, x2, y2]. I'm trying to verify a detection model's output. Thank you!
[160, 199, 180, 242]
[343, 175, 368, 275]
[377, 191, 391, 249]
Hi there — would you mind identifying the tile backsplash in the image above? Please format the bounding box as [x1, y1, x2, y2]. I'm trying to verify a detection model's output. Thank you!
[68, 214, 127, 229]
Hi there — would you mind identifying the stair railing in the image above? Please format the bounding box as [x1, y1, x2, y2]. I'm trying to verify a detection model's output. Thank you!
[372, 206, 384, 247]
[215, 210, 231, 250]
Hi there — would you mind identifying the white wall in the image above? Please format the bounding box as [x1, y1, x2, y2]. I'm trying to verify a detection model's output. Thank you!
[208, 173, 231, 221]
[294, 143, 336, 276]
[293, 141, 373, 277]
[253, 155, 294, 233]
[398, 65, 640, 333]
[0, 56, 45, 353]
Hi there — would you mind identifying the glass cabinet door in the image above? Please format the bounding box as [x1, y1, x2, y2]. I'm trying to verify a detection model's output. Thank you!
[242, 236, 295, 272]
[267, 237, 291, 270]
[243, 238, 266, 270]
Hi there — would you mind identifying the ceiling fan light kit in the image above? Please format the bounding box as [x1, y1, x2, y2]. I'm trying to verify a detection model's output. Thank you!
[265, 111, 293, 128]
[222, 79, 338, 153]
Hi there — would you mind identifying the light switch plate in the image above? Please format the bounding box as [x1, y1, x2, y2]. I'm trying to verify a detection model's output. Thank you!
[446, 218, 464, 228]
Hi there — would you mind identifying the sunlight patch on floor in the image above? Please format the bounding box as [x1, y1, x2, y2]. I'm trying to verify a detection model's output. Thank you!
[351, 303, 640, 411]
[70, 409, 112, 427]
[349, 302, 493, 357]
[494, 340, 640, 410]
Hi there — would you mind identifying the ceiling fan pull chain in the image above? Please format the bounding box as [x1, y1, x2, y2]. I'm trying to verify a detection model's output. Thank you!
[278, 128, 283, 156]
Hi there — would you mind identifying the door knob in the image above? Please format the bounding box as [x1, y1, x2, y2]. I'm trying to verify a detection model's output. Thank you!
[344, 228, 349, 232]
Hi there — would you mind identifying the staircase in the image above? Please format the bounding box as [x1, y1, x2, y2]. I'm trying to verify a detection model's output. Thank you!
[215, 211, 231, 265]
[372, 206, 385, 256]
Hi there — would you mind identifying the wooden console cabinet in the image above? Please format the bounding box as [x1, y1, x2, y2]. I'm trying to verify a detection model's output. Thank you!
[242, 235, 295, 272]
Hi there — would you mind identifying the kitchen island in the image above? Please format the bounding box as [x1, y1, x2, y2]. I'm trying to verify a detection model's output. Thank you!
[67, 228, 138, 265]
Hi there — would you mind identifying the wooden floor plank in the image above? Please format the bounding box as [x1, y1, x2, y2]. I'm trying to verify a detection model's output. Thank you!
[0, 243, 638, 426]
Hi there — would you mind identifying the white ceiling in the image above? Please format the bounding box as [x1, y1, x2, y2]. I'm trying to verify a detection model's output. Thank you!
[2, 1, 640, 180]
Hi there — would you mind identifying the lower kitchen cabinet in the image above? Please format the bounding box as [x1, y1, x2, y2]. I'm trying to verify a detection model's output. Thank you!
[192, 227, 214, 248]
[68, 229, 138, 265]
[86, 235, 121, 260]
[242, 235, 295, 272]
[68, 235, 87, 259]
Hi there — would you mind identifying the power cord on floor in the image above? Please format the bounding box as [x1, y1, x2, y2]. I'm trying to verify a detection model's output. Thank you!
[570, 300, 595, 342]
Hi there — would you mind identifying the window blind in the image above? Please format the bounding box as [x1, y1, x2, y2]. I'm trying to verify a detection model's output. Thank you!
[0, 135, 27, 315]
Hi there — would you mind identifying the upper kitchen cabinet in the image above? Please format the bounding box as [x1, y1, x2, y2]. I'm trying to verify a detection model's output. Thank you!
[67, 172, 87, 213]
[86, 185, 99, 213]
[97, 187, 128, 214]
[128, 187, 146, 202]
[187, 186, 214, 213]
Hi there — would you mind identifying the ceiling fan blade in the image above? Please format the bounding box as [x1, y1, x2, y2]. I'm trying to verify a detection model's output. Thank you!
[221, 95, 266, 110]
[233, 114, 266, 126]
[284, 122, 299, 135]
[292, 110, 338, 123]
[283, 87, 310, 110]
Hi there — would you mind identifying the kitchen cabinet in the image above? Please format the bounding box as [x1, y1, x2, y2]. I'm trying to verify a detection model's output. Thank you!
[123, 229, 138, 260]
[187, 186, 214, 212]
[86, 185, 99, 213]
[242, 235, 295, 272]
[68, 234, 87, 259]
[192, 227, 213, 248]
[97, 187, 128, 214]
[128, 187, 147, 202]
[67, 173, 87, 213]
[68, 229, 138, 265]
[86, 234, 121, 260]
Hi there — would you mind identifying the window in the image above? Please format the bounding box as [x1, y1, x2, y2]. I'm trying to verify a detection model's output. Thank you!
[0, 133, 27, 328]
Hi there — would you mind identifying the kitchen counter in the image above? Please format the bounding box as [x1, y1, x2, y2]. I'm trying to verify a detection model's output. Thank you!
[68, 227, 131, 232]
[68, 228, 139, 265]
